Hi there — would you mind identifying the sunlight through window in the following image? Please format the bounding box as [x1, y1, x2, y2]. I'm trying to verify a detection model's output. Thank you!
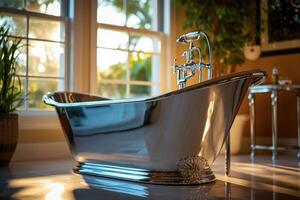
[0, 0, 67, 110]
[96, 0, 164, 99]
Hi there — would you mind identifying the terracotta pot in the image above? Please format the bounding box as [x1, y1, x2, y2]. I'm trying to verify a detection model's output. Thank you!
[0, 113, 18, 166]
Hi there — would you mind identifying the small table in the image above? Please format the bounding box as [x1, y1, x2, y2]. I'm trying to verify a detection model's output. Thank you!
[248, 84, 300, 160]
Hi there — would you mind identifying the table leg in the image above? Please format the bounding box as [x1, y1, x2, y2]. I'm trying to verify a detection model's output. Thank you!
[297, 93, 300, 159]
[248, 93, 255, 158]
[225, 182, 231, 200]
[271, 90, 278, 160]
[225, 132, 231, 177]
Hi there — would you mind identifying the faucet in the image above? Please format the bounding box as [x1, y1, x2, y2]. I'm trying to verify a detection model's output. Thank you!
[172, 31, 213, 89]
[172, 31, 231, 178]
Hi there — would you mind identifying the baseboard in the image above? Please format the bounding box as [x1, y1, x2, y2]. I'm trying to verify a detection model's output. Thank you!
[242, 137, 298, 154]
[221, 136, 298, 155]
[243, 136, 297, 146]
[219, 114, 298, 155]
[11, 142, 72, 162]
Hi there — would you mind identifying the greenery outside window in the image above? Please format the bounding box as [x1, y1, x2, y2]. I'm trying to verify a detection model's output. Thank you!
[96, 0, 165, 99]
[0, 0, 68, 110]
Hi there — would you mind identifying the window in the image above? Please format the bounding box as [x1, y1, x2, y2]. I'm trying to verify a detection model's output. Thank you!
[0, 0, 68, 110]
[95, 0, 165, 99]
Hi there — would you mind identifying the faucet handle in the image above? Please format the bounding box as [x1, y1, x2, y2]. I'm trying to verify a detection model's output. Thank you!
[181, 50, 194, 64]
[171, 59, 177, 74]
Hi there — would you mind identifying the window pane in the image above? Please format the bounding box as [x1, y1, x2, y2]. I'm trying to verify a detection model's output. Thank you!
[28, 78, 64, 109]
[17, 77, 26, 110]
[97, 48, 127, 80]
[151, 85, 160, 96]
[98, 82, 126, 99]
[97, 0, 125, 26]
[129, 35, 161, 53]
[0, 13, 26, 37]
[29, 17, 65, 42]
[0, 0, 24, 9]
[97, 29, 128, 49]
[129, 52, 151, 81]
[16, 41, 27, 75]
[26, 0, 61, 16]
[130, 85, 151, 98]
[127, 0, 154, 30]
[29, 41, 65, 77]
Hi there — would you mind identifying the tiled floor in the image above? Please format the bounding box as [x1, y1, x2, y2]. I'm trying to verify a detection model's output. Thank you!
[0, 155, 299, 199]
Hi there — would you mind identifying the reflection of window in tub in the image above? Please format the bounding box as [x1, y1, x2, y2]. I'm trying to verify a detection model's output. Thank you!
[94, 0, 169, 99]
[0, 0, 68, 110]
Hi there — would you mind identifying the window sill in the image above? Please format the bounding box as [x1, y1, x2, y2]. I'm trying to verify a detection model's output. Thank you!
[18, 110, 61, 130]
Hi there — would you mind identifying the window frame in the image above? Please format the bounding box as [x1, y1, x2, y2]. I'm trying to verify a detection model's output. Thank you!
[0, 2, 70, 131]
[0, 0, 171, 130]
[90, 0, 168, 97]
[0, 2, 70, 113]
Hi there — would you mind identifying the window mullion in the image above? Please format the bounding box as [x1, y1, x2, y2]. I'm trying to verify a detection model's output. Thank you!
[100, 79, 160, 86]
[25, 14, 30, 111]
[125, 0, 130, 97]
[125, 0, 129, 98]
[98, 45, 160, 55]
[124, 0, 128, 26]
[126, 31, 130, 97]
[98, 23, 165, 38]
[0, 7, 66, 21]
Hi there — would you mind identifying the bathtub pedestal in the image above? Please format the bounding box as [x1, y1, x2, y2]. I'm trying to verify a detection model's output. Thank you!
[73, 162, 216, 185]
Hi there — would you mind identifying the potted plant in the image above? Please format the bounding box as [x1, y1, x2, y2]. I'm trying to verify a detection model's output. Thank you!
[0, 24, 24, 166]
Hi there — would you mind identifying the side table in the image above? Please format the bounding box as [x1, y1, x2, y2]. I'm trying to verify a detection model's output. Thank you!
[248, 84, 300, 160]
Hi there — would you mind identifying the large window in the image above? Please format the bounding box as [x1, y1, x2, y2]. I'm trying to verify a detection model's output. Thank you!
[0, 0, 68, 110]
[96, 0, 165, 99]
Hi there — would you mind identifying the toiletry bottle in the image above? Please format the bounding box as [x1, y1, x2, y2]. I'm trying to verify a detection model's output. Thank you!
[271, 65, 279, 84]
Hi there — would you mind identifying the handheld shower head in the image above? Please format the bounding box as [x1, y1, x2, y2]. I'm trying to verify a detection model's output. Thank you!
[176, 31, 204, 44]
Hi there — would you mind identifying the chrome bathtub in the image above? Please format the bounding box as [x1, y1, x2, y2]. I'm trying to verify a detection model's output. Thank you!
[43, 70, 265, 185]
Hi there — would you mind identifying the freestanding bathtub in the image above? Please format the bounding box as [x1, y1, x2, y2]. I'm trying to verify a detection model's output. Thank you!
[43, 70, 265, 185]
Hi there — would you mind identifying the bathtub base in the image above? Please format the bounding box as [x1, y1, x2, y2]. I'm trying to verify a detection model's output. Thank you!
[73, 162, 216, 185]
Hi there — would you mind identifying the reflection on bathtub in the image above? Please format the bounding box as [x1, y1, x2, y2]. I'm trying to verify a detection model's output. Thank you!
[67, 104, 148, 135]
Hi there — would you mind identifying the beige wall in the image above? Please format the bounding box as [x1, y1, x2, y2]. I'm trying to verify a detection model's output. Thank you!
[238, 53, 300, 138]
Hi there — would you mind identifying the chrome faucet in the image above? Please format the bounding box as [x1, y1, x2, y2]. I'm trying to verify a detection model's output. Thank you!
[172, 31, 213, 89]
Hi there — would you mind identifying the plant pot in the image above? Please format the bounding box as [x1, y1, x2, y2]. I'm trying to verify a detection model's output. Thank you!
[0, 113, 18, 166]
